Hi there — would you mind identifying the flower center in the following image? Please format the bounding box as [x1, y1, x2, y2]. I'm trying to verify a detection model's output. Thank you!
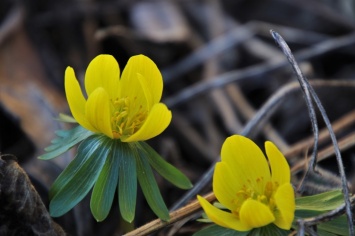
[231, 178, 278, 219]
[110, 97, 147, 139]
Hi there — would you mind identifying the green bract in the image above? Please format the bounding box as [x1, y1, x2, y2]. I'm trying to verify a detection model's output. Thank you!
[39, 126, 192, 222]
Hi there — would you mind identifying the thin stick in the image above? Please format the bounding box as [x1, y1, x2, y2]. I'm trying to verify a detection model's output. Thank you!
[286, 109, 355, 159]
[0, 6, 24, 45]
[164, 32, 355, 108]
[291, 131, 355, 174]
[271, 30, 354, 236]
[169, 82, 300, 211]
[123, 192, 216, 236]
[162, 24, 255, 83]
[227, 84, 290, 152]
[170, 80, 355, 211]
[271, 31, 320, 189]
[127, 92, 355, 235]
[170, 164, 215, 211]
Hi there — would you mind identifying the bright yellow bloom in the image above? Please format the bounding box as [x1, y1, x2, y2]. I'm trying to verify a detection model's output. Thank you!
[198, 135, 295, 231]
[65, 54, 172, 141]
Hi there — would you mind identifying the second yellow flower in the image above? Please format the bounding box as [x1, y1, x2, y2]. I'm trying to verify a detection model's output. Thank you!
[198, 135, 295, 231]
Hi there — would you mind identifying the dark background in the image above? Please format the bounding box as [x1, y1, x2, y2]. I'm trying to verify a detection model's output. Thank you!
[1, 0, 355, 235]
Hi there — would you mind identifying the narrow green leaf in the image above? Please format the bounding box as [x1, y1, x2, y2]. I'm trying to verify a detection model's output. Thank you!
[295, 209, 322, 219]
[295, 211, 349, 236]
[316, 230, 338, 236]
[39, 125, 93, 160]
[116, 142, 137, 223]
[90, 146, 119, 222]
[49, 135, 104, 199]
[295, 189, 343, 211]
[135, 151, 169, 221]
[138, 142, 192, 189]
[193, 224, 248, 236]
[294, 190, 349, 236]
[317, 215, 349, 235]
[49, 136, 111, 217]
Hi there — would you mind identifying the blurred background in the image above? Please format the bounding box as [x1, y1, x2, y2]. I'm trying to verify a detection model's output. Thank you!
[1, 0, 355, 235]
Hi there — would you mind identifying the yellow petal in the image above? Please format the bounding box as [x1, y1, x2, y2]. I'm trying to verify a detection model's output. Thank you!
[197, 195, 251, 232]
[273, 183, 295, 230]
[265, 141, 290, 185]
[84, 55, 120, 98]
[64, 67, 97, 132]
[85, 88, 113, 138]
[239, 199, 275, 228]
[121, 55, 163, 105]
[213, 162, 243, 211]
[137, 72, 153, 110]
[120, 70, 149, 113]
[122, 103, 171, 142]
[221, 135, 271, 193]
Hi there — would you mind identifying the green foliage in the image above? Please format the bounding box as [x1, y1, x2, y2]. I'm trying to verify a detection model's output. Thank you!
[90, 149, 120, 222]
[294, 189, 349, 236]
[295, 190, 345, 211]
[117, 142, 137, 223]
[41, 126, 192, 222]
[138, 141, 193, 189]
[249, 224, 290, 236]
[39, 125, 93, 160]
[195, 190, 348, 236]
[135, 150, 170, 221]
[193, 224, 249, 236]
[50, 135, 111, 217]
[193, 223, 289, 236]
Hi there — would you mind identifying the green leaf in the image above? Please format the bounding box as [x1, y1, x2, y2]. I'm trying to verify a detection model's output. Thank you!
[135, 150, 169, 221]
[49, 135, 103, 199]
[39, 125, 93, 160]
[90, 143, 119, 222]
[193, 224, 249, 236]
[49, 135, 111, 217]
[294, 190, 349, 236]
[316, 230, 339, 236]
[138, 142, 193, 189]
[249, 224, 290, 236]
[116, 142, 137, 223]
[194, 224, 289, 236]
[295, 189, 344, 211]
[294, 211, 349, 236]
[317, 215, 349, 235]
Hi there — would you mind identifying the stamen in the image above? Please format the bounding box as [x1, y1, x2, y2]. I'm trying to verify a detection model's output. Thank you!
[232, 178, 278, 218]
[110, 97, 148, 139]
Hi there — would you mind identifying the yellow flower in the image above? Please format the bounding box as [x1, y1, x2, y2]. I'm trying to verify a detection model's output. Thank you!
[64, 54, 172, 141]
[198, 135, 295, 231]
